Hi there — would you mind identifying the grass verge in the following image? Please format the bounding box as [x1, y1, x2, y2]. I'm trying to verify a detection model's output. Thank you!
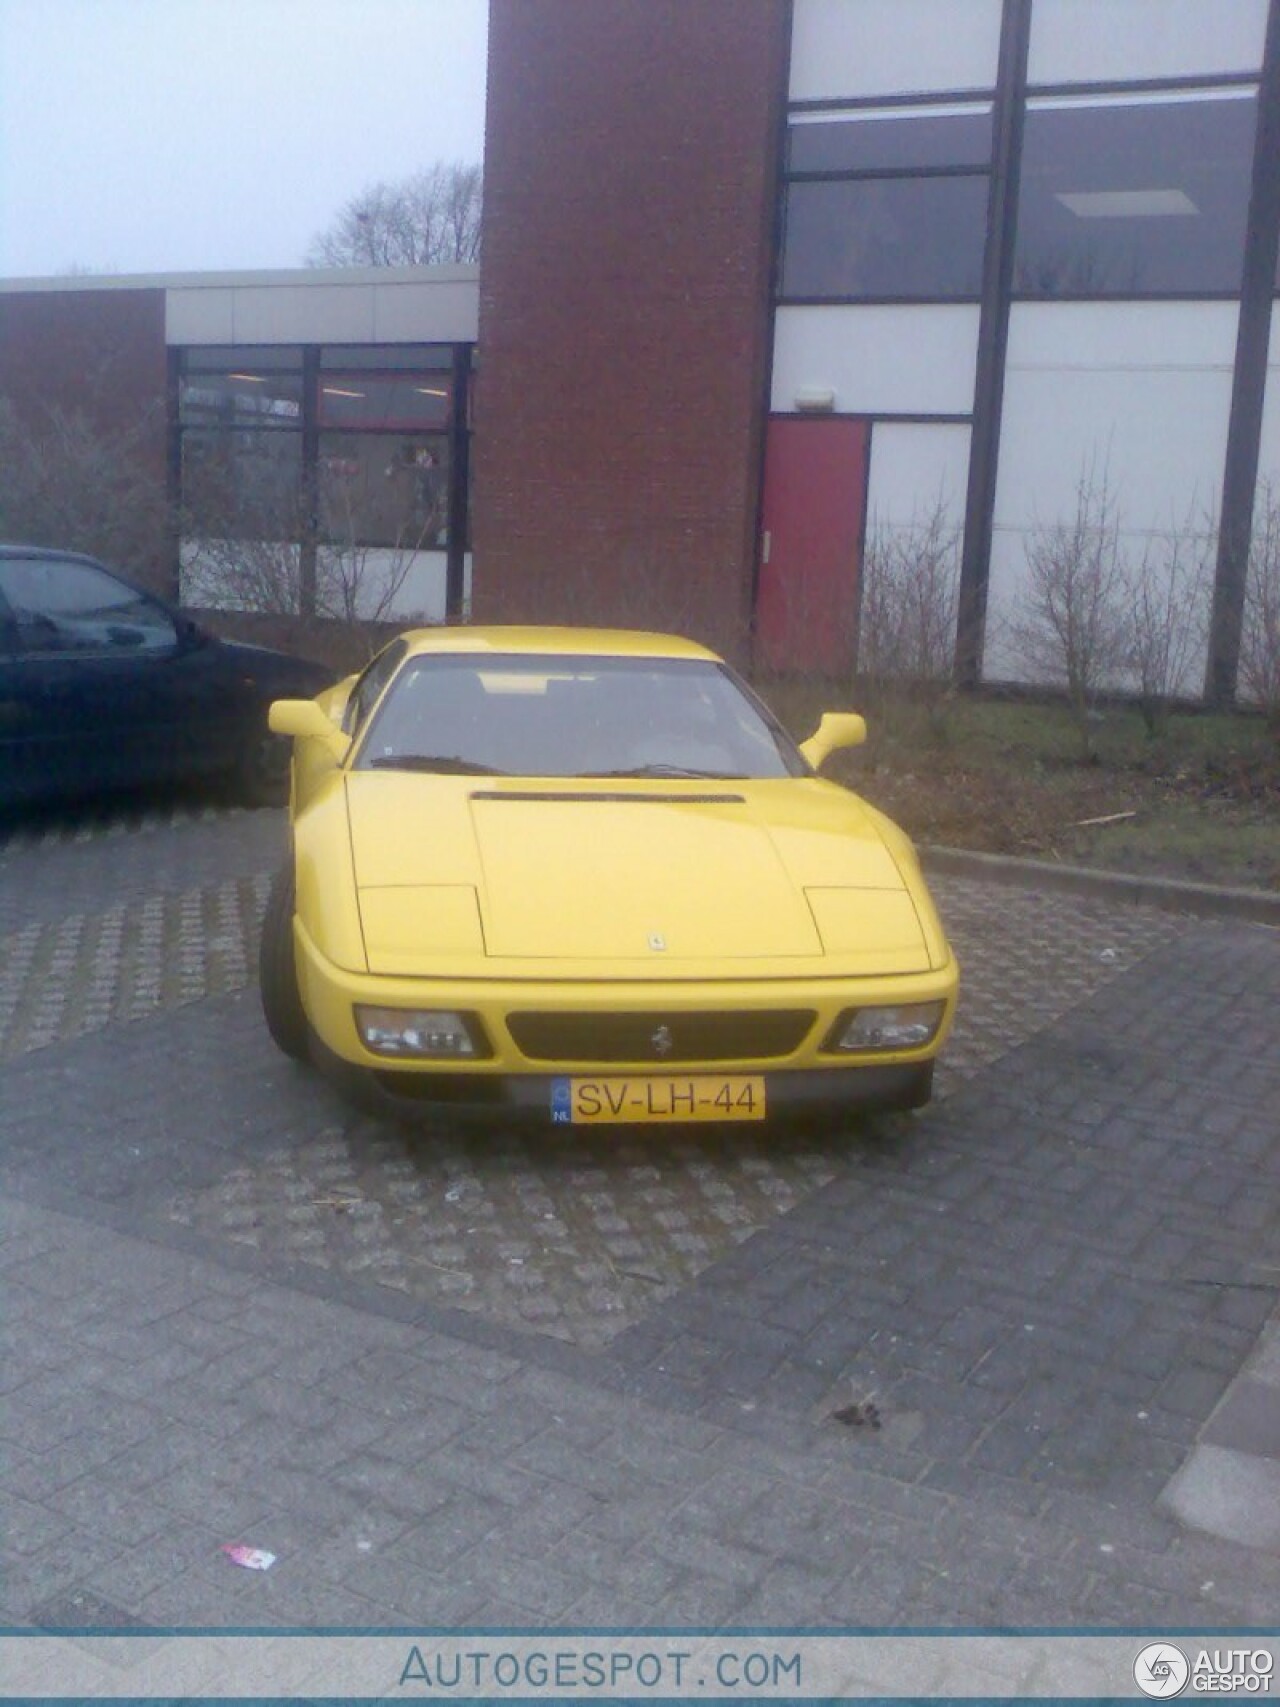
[761, 681, 1280, 893]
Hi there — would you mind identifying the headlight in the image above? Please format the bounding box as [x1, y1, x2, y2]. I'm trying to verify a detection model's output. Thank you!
[822, 1002, 945, 1053]
[354, 1007, 489, 1059]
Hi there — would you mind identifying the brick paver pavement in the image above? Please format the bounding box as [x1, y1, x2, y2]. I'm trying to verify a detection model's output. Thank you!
[1, 801, 1277, 1632]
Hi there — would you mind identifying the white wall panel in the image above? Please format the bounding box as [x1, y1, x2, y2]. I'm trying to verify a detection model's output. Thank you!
[1258, 309, 1280, 490]
[179, 541, 463, 624]
[385, 550, 472, 622]
[985, 302, 1237, 685]
[1028, 0, 1268, 86]
[372, 279, 478, 342]
[790, 0, 1002, 100]
[164, 289, 235, 345]
[866, 422, 972, 535]
[1244, 310, 1280, 704]
[357, 547, 447, 622]
[229, 284, 377, 344]
[165, 267, 480, 346]
[771, 305, 980, 418]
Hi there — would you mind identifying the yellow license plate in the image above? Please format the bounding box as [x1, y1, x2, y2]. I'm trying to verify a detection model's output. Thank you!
[552, 1075, 767, 1124]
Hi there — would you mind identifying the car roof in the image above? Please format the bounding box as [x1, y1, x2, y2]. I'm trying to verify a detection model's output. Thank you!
[0, 543, 106, 565]
[396, 626, 723, 662]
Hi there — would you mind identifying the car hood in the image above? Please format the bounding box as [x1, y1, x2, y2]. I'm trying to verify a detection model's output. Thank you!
[215, 636, 333, 694]
[344, 773, 935, 976]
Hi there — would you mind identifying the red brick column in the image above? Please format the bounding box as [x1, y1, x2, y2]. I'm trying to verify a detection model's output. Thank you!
[471, 0, 790, 662]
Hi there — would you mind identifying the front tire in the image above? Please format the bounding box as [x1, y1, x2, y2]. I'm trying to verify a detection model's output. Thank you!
[259, 864, 309, 1060]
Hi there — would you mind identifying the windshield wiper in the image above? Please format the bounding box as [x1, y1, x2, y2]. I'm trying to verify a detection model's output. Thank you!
[578, 763, 745, 780]
[368, 754, 498, 774]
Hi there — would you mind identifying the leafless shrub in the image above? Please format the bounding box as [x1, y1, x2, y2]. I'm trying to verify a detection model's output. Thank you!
[857, 497, 960, 735]
[0, 394, 172, 581]
[1127, 516, 1213, 736]
[181, 531, 303, 617]
[1240, 478, 1280, 728]
[182, 473, 439, 657]
[1010, 464, 1133, 758]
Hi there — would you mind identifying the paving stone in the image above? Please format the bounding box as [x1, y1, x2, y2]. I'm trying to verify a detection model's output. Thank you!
[3, 802, 1279, 1629]
[1160, 1444, 1280, 1553]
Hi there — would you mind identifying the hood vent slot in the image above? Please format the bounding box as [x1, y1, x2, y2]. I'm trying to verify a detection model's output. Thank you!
[468, 790, 746, 805]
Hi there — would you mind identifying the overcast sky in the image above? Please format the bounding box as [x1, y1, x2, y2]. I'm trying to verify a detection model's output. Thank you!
[0, 0, 489, 279]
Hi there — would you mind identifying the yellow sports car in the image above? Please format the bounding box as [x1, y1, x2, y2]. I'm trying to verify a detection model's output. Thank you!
[261, 627, 957, 1124]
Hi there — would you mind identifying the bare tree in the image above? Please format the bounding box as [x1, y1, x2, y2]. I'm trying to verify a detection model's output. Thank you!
[1127, 516, 1213, 736]
[1010, 463, 1134, 758]
[313, 463, 434, 632]
[857, 495, 960, 732]
[306, 163, 482, 267]
[0, 395, 172, 579]
[1240, 478, 1280, 729]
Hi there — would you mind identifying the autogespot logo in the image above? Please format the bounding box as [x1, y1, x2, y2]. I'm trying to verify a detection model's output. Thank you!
[1136, 1644, 1192, 1698]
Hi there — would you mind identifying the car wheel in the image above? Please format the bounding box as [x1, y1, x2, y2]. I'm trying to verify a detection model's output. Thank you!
[259, 864, 309, 1061]
[233, 727, 291, 808]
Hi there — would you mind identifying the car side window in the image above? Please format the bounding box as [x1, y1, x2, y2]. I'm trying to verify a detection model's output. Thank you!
[0, 557, 178, 658]
[343, 638, 408, 735]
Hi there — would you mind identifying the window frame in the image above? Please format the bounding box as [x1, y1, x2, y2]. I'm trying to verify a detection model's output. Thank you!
[779, 98, 996, 306]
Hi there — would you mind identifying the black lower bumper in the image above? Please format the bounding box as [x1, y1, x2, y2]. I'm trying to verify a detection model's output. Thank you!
[308, 1034, 934, 1122]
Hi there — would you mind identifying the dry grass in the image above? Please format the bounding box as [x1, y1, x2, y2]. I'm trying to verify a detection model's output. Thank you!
[763, 680, 1280, 893]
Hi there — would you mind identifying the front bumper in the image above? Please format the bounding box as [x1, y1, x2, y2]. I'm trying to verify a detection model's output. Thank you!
[308, 1028, 935, 1120]
[294, 919, 957, 1119]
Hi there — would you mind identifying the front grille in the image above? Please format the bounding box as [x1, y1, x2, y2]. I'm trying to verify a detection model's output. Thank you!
[505, 1009, 816, 1064]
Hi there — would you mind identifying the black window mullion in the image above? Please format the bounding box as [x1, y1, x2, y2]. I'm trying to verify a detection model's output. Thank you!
[446, 344, 471, 622]
[1208, 0, 1280, 705]
[786, 164, 992, 184]
[300, 347, 320, 619]
[956, 0, 1033, 688]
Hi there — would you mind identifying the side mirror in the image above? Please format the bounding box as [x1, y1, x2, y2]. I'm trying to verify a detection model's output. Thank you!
[799, 711, 867, 772]
[269, 698, 351, 762]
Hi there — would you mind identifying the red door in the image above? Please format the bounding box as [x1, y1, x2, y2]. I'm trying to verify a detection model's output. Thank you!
[756, 416, 869, 674]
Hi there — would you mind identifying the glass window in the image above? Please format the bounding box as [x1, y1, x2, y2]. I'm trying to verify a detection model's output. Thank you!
[179, 349, 303, 429]
[182, 431, 303, 539]
[1015, 90, 1258, 297]
[789, 105, 993, 174]
[356, 655, 805, 779]
[343, 637, 410, 735]
[321, 345, 452, 371]
[0, 557, 176, 656]
[781, 101, 992, 302]
[782, 175, 989, 299]
[319, 433, 450, 549]
[318, 373, 452, 431]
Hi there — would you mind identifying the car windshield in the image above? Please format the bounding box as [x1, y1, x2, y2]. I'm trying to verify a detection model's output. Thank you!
[355, 654, 805, 779]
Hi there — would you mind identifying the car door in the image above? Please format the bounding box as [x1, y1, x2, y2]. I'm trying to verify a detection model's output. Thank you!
[0, 553, 193, 801]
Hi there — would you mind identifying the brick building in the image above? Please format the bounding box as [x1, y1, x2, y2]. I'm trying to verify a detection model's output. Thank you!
[3, 0, 1279, 702]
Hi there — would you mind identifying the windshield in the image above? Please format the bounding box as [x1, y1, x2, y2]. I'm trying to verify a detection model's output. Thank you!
[355, 654, 805, 779]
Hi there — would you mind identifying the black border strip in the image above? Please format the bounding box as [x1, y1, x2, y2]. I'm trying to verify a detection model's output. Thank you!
[786, 164, 991, 184]
[766, 409, 973, 426]
[1027, 69, 1261, 99]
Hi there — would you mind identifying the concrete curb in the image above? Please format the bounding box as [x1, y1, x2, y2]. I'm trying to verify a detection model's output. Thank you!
[1159, 1310, 1280, 1556]
[920, 843, 1280, 926]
